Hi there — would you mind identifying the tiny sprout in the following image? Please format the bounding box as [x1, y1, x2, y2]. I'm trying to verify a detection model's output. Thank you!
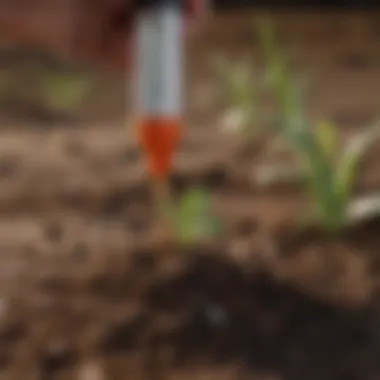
[172, 187, 222, 245]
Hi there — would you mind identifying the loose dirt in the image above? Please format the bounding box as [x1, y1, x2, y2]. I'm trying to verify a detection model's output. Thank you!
[0, 11, 379, 380]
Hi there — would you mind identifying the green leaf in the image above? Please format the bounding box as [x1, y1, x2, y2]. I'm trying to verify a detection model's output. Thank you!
[214, 56, 259, 136]
[228, 63, 255, 107]
[42, 73, 91, 111]
[255, 15, 380, 234]
[315, 119, 339, 161]
[303, 145, 339, 230]
[335, 120, 380, 214]
[175, 188, 221, 245]
[256, 17, 307, 136]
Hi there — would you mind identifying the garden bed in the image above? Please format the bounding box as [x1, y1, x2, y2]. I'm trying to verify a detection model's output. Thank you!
[0, 10, 379, 380]
[0, 201, 379, 380]
[0, 124, 379, 379]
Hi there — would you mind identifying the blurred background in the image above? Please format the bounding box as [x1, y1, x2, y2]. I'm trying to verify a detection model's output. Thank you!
[0, 2, 379, 380]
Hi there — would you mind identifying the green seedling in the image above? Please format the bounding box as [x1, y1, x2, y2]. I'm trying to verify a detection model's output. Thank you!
[256, 17, 380, 234]
[41, 72, 92, 111]
[214, 54, 292, 166]
[214, 56, 261, 137]
[257, 17, 308, 136]
[172, 187, 222, 245]
[302, 118, 380, 233]
[0, 47, 92, 113]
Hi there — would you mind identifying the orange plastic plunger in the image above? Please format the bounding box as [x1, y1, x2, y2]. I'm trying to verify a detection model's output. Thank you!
[137, 117, 183, 179]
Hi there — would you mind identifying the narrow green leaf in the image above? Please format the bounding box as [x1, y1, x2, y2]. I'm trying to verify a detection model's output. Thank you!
[335, 120, 380, 213]
[256, 17, 307, 135]
[214, 55, 259, 137]
[257, 16, 349, 233]
[303, 147, 339, 230]
[315, 119, 339, 161]
[43, 74, 91, 111]
[175, 188, 220, 244]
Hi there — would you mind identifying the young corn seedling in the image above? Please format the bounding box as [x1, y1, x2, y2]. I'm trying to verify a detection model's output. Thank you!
[304, 118, 380, 233]
[213, 53, 292, 170]
[0, 47, 92, 115]
[27, 49, 92, 113]
[257, 17, 380, 234]
[171, 187, 222, 246]
[41, 70, 92, 112]
[214, 56, 260, 138]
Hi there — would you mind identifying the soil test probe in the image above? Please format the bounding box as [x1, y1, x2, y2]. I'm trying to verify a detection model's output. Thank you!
[134, 0, 185, 236]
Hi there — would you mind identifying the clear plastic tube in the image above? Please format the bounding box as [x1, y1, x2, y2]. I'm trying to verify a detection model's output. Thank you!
[134, 1, 184, 179]
[135, 1, 183, 118]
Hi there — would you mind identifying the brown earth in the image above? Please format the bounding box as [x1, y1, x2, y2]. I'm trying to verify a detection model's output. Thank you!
[0, 11, 379, 380]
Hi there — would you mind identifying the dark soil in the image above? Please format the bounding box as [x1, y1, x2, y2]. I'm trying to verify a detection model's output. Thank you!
[0, 10, 379, 380]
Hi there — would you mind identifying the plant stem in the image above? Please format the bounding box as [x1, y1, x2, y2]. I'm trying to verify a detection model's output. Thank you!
[151, 177, 174, 233]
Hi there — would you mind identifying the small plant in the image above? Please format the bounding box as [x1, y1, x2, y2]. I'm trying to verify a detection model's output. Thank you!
[257, 17, 308, 138]
[213, 40, 299, 165]
[214, 56, 259, 137]
[302, 118, 379, 233]
[36, 51, 93, 112]
[0, 46, 92, 114]
[171, 187, 222, 245]
[256, 17, 380, 234]
[41, 71, 92, 111]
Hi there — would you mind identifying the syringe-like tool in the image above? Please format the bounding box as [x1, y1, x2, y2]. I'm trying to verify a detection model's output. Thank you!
[134, 0, 184, 231]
